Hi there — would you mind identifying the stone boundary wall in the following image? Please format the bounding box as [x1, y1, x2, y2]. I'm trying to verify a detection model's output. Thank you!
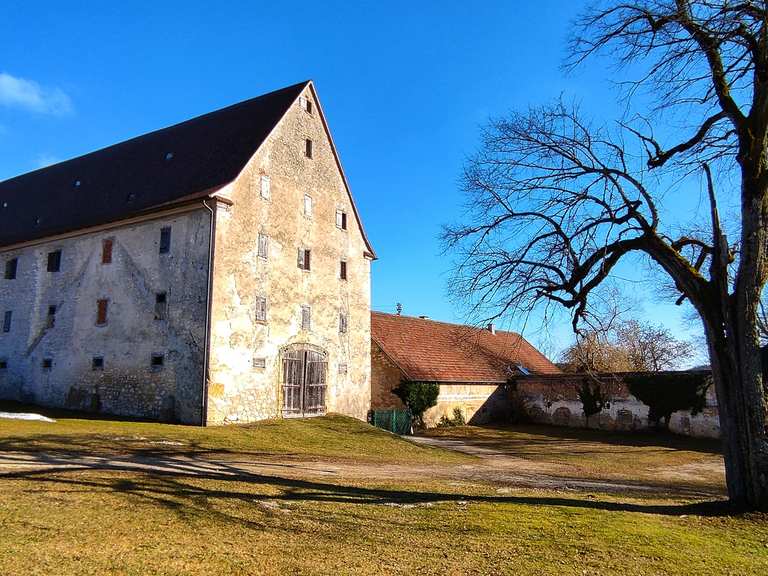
[514, 372, 720, 439]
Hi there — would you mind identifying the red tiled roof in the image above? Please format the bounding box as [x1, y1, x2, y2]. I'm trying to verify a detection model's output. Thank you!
[371, 311, 561, 383]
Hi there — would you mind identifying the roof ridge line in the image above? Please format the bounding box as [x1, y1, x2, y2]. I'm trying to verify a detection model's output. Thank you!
[0, 80, 312, 186]
[371, 310, 522, 337]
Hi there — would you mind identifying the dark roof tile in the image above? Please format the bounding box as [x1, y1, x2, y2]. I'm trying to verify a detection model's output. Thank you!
[0, 81, 309, 247]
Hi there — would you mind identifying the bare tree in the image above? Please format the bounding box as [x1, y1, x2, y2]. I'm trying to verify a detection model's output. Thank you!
[560, 331, 633, 373]
[616, 319, 695, 371]
[561, 319, 694, 372]
[444, 1, 768, 510]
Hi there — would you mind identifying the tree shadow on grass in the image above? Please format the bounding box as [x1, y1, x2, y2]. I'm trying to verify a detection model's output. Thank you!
[0, 432, 307, 461]
[0, 448, 736, 524]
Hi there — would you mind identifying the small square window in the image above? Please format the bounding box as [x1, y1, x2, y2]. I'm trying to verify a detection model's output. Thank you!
[304, 194, 313, 217]
[335, 210, 348, 230]
[42, 358, 53, 371]
[96, 299, 109, 326]
[102, 239, 113, 264]
[46, 305, 56, 329]
[159, 227, 172, 254]
[301, 305, 311, 331]
[338, 363, 348, 375]
[92, 356, 104, 371]
[258, 233, 269, 259]
[47, 250, 61, 272]
[0, 359, 7, 370]
[252, 357, 266, 369]
[4, 258, 17, 280]
[155, 292, 168, 320]
[151, 354, 165, 370]
[260, 175, 271, 200]
[2, 310, 11, 333]
[339, 312, 348, 334]
[255, 296, 268, 322]
[340, 260, 347, 281]
[305, 139, 313, 159]
[297, 248, 311, 271]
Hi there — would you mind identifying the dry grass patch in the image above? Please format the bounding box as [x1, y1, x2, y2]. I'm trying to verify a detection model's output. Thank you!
[424, 424, 725, 492]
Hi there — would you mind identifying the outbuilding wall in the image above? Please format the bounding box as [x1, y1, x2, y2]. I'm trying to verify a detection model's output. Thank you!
[370, 342, 508, 426]
[423, 383, 509, 427]
[370, 341, 405, 411]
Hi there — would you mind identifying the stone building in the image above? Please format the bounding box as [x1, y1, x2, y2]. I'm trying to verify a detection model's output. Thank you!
[0, 81, 375, 425]
[370, 312, 560, 426]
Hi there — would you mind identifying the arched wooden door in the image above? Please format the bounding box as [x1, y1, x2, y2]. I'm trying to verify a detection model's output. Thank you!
[281, 345, 327, 417]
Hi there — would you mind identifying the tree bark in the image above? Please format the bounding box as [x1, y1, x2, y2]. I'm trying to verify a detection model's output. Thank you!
[704, 165, 768, 510]
[706, 318, 768, 509]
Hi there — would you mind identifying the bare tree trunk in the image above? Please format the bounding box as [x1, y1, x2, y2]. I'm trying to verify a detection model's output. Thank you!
[703, 167, 768, 508]
[708, 325, 768, 509]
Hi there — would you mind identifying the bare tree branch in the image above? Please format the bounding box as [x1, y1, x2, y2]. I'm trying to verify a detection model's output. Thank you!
[446, 0, 768, 509]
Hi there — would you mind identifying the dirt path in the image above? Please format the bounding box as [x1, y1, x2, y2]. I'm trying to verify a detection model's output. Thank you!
[0, 434, 723, 499]
[409, 434, 725, 497]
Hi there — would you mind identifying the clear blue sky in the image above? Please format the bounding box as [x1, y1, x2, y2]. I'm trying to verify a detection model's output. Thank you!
[0, 1, 707, 362]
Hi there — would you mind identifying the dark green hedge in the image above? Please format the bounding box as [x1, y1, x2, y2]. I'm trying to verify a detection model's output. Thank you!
[393, 381, 440, 425]
[624, 372, 712, 429]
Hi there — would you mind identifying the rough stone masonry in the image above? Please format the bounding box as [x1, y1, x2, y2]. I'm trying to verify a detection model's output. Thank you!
[0, 81, 375, 425]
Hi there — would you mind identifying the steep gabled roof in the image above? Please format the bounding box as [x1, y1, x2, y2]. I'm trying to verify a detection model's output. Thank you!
[0, 81, 375, 258]
[371, 311, 561, 383]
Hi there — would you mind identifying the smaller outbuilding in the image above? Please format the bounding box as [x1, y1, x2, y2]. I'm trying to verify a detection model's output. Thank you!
[370, 311, 560, 426]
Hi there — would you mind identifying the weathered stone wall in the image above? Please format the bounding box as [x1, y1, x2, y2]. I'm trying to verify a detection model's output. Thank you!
[206, 86, 372, 424]
[515, 374, 720, 439]
[0, 208, 211, 423]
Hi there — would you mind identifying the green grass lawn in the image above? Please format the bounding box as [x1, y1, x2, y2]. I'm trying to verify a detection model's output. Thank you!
[0, 400, 466, 465]
[0, 403, 766, 575]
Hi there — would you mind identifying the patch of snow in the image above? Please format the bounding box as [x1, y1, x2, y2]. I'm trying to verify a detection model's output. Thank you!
[382, 501, 436, 509]
[0, 411, 56, 423]
[255, 500, 290, 514]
